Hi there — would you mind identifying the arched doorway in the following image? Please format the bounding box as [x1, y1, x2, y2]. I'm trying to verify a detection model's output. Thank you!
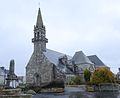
[34, 73, 41, 86]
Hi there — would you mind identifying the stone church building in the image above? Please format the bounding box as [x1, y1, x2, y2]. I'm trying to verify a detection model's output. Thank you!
[26, 8, 109, 85]
[26, 8, 65, 85]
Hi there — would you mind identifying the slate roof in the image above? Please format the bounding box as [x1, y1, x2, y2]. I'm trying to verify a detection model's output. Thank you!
[72, 51, 93, 65]
[44, 49, 72, 65]
[87, 55, 106, 67]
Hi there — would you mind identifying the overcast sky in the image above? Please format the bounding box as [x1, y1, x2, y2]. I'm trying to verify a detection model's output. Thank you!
[0, 0, 120, 75]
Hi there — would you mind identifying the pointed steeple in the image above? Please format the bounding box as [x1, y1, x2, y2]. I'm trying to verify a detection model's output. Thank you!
[32, 7, 48, 52]
[36, 8, 43, 27]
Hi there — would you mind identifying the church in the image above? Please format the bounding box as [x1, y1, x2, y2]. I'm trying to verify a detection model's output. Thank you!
[26, 8, 109, 86]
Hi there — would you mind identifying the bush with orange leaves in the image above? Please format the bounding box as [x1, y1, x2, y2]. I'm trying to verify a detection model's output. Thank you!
[90, 67, 115, 84]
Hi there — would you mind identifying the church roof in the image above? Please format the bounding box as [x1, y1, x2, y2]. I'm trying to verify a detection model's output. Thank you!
[87, 55, 106, 67]
[72, 51, 93, 65]
[36, 8, 43, 27]
[44, 49, 72, 65]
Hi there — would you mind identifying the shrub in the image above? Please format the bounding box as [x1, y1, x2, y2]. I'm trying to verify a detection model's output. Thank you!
[68, 76, 81, 85]
[90, 67, 115, 84]
[84, 69, 91, 82]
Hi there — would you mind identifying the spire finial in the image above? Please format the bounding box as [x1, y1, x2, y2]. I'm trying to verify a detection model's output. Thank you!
[36, 4, 43, 27]
[38, 2, 40, 8]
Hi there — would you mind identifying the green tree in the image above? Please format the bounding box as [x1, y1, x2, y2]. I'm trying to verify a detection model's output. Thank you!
[90, 67, 115, 84]
[84, 69, 91, 82]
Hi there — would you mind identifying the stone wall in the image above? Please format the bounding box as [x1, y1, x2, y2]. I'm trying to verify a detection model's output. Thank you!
[0, 89, 32, 98]
[0, 94, 32, 98]
[26, 52, 54, 85]
[94, 83, 120, 91]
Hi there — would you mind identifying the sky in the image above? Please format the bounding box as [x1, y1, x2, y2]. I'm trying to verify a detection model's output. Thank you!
[0, 0, 120, 75]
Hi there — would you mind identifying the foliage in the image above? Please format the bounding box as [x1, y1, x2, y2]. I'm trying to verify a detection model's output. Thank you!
[84, 69, 91, 82]
[90, 67, 115, 84]
[43, 79, 64, 88]
[68, 76, 81, 85]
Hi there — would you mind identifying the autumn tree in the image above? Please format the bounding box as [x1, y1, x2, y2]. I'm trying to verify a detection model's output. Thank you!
[90, 67, 115, 84]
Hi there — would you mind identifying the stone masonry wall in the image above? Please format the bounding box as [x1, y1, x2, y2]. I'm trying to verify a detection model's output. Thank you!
[26, 52, 53, 85]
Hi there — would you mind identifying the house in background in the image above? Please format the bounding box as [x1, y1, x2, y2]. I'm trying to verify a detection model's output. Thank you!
[72, 51, 95, 73]
[116, 68, 120, 80]
[61, 51, 110, 83]
[64, 51, 95, 83]
[0, 67, 9, 86]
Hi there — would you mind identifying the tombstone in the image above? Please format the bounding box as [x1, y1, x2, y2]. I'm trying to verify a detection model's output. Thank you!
[6, 59, 18, 88]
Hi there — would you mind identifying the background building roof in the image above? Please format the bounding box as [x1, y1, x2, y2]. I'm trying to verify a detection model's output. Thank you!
[72, 51, 93, 65]
[87, 55, 106, 67]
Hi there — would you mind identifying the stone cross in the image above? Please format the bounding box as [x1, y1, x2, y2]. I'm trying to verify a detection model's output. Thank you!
[6, 59, 18, 88]
[9, 60, 15, 75]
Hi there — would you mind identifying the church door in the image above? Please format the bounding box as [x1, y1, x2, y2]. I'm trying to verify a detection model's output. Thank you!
[34, 73, 41, 86]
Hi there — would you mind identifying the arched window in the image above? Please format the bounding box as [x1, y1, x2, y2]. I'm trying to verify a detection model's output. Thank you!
[37, 32, 39, 38]
[34, 33, 37, 38]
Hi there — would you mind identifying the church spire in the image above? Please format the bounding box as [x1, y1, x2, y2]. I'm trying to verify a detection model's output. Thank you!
[36, 8, 43, 27]
[32, 7, 48, 52]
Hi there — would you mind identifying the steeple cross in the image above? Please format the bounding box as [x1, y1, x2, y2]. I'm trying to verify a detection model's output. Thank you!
[38, 2, 40, 8]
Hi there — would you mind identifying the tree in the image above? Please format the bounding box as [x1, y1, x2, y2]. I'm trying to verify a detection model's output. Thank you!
[90, 67, 115, 84]
[84, 69, 91, 82]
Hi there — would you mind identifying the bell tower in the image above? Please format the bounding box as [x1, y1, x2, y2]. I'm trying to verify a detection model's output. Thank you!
[26, 8, 49, 85]
[32, 8, 48, 52]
